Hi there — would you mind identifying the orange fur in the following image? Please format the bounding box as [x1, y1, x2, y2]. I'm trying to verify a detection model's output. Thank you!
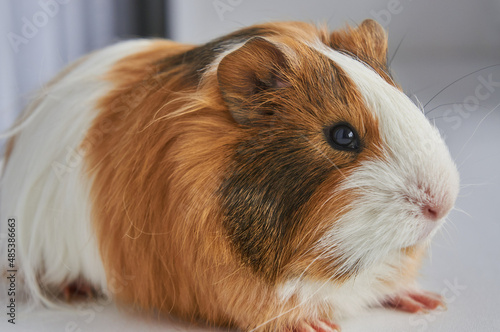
[329, 20, 397, 87]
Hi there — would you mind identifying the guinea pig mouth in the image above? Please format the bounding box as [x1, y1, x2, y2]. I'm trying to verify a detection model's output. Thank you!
[401, 195, 450, 244]
[415, 219, 441, 243]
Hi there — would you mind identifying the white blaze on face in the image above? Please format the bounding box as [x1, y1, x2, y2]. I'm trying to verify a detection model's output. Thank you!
[310, 42, 460, 273]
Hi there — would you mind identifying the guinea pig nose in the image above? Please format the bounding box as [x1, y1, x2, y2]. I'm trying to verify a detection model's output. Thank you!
[421, 200, 451, 221]
[422, 205, 439, 221]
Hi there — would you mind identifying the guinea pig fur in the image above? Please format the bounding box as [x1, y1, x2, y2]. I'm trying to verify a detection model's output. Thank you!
[0, 19, 459, 331]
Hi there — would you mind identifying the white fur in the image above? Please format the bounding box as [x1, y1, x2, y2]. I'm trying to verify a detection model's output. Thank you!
[277, 250, 419, 319]
[275, 42, 460, 318]
[0, 40, 154, 306]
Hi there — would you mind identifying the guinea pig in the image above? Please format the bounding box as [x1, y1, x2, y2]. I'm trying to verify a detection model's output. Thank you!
[0, 19, 459, 331]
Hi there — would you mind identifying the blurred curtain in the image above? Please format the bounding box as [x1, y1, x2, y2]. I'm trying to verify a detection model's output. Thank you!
[0, 0, 169, 138]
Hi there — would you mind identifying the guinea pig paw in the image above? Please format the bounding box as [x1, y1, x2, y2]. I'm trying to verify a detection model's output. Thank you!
[62, 279, 96, 302]
[383, 290, 446, 313]
[290, 319, 341, 332]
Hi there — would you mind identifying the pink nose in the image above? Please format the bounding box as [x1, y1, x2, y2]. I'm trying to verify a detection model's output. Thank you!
[421, 202, 451, 221]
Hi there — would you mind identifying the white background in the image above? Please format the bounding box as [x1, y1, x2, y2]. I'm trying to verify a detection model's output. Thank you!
[1, 0, 500, 331]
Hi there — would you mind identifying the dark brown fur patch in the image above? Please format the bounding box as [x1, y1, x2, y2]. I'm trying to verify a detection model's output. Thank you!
[220, 130, 333, 281]
[156, 27, 273, 82]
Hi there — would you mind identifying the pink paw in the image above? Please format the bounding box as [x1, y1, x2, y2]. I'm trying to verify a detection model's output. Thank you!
[289, 320, 341, 332]
[384, 290, 445, 313]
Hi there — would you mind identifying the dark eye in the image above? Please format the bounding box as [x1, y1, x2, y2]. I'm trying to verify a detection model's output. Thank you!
[324, 123, 361, 152]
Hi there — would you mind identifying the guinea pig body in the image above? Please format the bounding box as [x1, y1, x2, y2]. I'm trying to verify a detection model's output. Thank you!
[0, 20, 459, 331]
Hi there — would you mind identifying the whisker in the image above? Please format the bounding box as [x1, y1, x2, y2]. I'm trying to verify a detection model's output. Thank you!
[459, 182, 491, 189]
[424, 102, 492, 118]
[456, 151, 474, 171]
[438, 222, 454, 247]
[452, 206, 472, 219]
[412, 94, 425, 113]
[388, 32, 407, 68]
[423, 64, 500, 111]
[454, 102, 500, 161]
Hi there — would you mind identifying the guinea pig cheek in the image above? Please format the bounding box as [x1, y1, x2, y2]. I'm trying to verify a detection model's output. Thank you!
[313, 156, 451, 275]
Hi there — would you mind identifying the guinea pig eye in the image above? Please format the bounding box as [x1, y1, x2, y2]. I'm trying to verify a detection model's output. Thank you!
[324, 123, 361, 152]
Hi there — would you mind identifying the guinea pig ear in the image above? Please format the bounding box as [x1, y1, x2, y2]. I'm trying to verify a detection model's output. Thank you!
[217, 37, 291, 125]
[329, 19, 388, 66]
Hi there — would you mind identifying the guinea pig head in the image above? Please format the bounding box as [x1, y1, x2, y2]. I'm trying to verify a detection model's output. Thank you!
[215, 20, 459, 284]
